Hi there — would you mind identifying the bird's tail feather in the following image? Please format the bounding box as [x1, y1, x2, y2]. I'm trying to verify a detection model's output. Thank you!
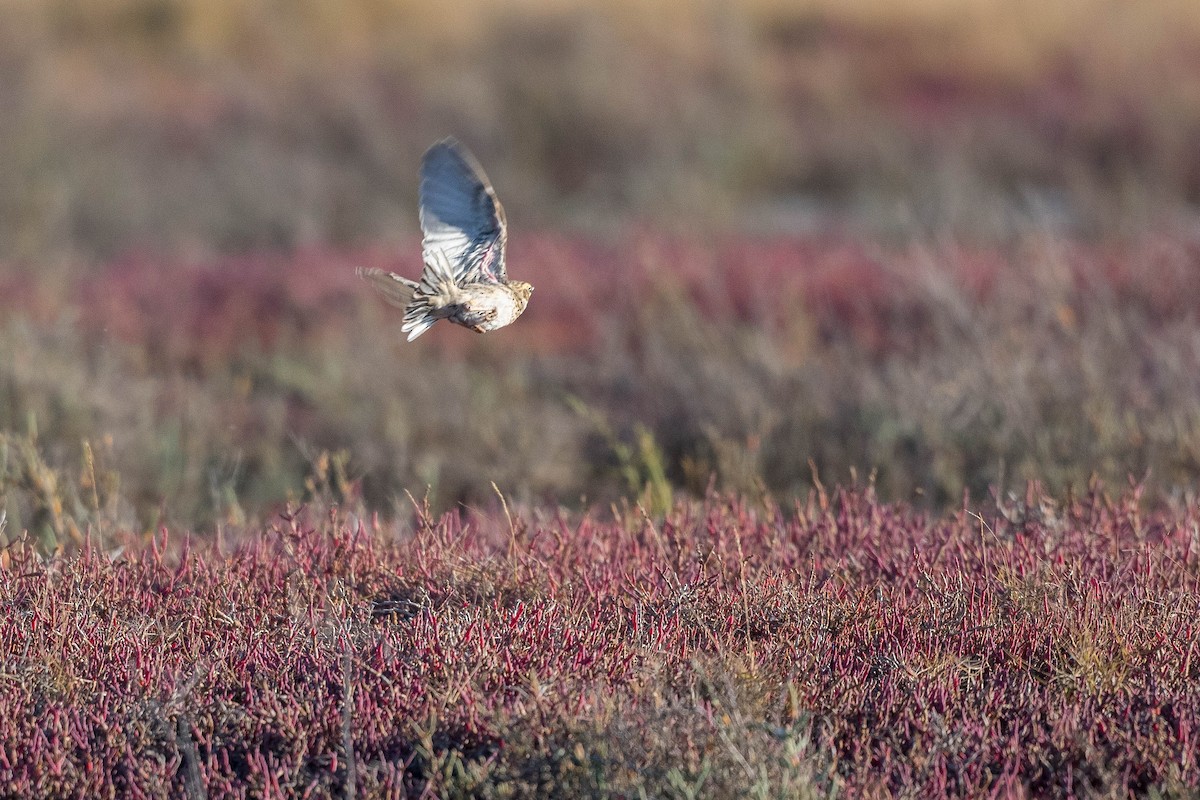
[401, 303, 438, 341]
[356, 267, 418, 309]
[401, 249, 460, 341]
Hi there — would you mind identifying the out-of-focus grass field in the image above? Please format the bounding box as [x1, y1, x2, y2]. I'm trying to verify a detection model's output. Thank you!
[3, 0, 1200, 797]
[4, 0, 1200, 260]
[6, 232, 1200, 545]
[3, 0, 1200, 536]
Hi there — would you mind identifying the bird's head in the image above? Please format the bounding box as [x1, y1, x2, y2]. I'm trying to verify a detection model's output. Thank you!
[510, 281, 534, 311]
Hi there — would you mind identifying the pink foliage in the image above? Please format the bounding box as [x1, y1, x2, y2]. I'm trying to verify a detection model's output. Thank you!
[1, 486, 1197, 796]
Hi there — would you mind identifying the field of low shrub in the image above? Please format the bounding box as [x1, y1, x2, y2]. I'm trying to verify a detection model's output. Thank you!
[2, 485, 1197, 797]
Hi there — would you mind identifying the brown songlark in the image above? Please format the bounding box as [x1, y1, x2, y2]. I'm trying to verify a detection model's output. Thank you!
[358, 139, 533, 340]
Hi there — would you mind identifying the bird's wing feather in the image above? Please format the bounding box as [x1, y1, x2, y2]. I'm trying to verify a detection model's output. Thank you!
[357, 267, 417, 309]
[419, 139, 508, 284]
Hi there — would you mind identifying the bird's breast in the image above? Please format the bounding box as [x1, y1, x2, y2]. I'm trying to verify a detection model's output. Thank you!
[452, 283, 523, 331]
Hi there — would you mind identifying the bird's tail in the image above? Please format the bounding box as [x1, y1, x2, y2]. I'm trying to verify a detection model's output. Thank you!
[358, 251, 460, 341]
[357, 266, 434, 341]
[357, 267, 418, 309]
[403, 249, 464, 341]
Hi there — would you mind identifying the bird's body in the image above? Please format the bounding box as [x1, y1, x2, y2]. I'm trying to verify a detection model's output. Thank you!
[446, 281, 532, 332]
[358, 138, 532, 340]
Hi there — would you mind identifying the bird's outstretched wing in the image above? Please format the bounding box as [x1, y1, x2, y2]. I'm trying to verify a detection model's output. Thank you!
[419, 138, 508, 285]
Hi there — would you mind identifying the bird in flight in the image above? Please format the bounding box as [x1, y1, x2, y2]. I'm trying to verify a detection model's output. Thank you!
[358, 138, 533, 341]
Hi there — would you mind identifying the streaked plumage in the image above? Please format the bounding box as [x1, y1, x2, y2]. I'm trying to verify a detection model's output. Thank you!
[358, 138, 533, 340]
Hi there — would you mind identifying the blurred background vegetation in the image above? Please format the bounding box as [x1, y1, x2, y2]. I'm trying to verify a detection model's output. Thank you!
[4, 0, 1200, 543]
[5, 0, 1200, 259]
